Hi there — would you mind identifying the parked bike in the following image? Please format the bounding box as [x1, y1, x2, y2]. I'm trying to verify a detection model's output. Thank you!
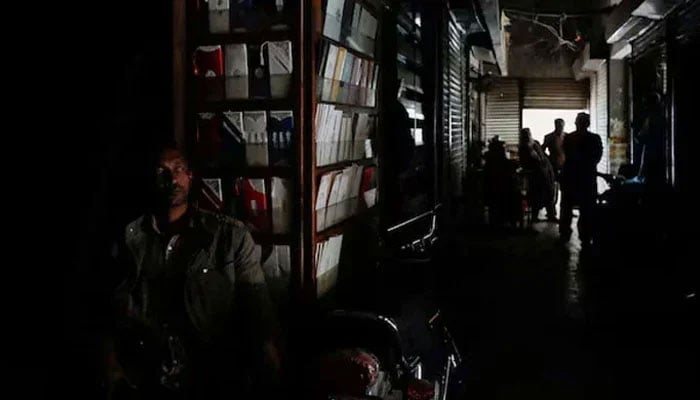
[306, 309, 463, 400]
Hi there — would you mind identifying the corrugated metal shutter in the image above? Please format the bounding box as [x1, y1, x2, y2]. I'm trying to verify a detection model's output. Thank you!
[522, 79, 589, 109]
[485, 78, 520, 145]
[442, 12, 466, 195]
[667, 0, 699, 188]
[669, 0, 700, 46]
[631, 20, 666, 62]
[590, 74, 597, 149]
[467, 51, 480, 151]
[596, 62, 609, 173]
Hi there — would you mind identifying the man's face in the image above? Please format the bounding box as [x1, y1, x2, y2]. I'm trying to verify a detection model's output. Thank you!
[156, 149, 192, 208]
[555, 120, 565, 131]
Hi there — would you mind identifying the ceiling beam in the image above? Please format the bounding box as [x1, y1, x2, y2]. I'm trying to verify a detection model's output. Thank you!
[606, 0, 644, 42]
[610, 40, 632, 59]
[632, 0, 684, 20]
[475, 0, 508, 75]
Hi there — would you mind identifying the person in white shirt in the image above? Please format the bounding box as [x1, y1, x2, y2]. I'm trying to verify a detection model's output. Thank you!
[542, 119, 566, 221]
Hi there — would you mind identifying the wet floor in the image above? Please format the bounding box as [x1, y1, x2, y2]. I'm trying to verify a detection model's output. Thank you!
[392, 215, 697, 399]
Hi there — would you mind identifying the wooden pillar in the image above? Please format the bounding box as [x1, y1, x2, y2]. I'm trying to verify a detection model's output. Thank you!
[173, 0, 187, 149]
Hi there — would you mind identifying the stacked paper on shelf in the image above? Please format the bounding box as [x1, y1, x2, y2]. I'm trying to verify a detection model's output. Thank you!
[267, 40, 293, 98]
[243, 111, 269, 166]
[315, 164, 365, 232]
[230, 0, 288, 31]
[221, 110, 246, 168]
[346, 2, 364, 52]
[194, 46, 224, 100]
[255, 244, 291, 307]
[271, 177, 292, 234]
[320, 44, 339, 101]
[268, 110, 294, 166]
[240, 178, 269, 232]
[224, 44, 249, 99]
[208, 0, 230, 34]
[315, 171, 338, 232]
[196, 112, 224, 166]
[322, 0, 345, 42]
[353, 113, 373, 159]
[357, 6, 379, 55]
[199, 178, 224, 212]
[315, 234, 344, 297]
[314, 104, 374, 166]
[249, 44, 271, 98]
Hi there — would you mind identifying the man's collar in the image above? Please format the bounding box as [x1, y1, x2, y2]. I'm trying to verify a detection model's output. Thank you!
[150, 215, 161, 234]
[142, 207, 201, 236]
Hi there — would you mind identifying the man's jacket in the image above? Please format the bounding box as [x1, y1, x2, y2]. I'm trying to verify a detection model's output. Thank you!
[114, 208, 276, 346]
[561, 130, 603, 198]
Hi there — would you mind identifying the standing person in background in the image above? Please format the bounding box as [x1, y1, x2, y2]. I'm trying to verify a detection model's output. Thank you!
[384, 78, 417, 220]
[484, 136, 519, 229]
[559, 113, 602, 246]
[542, 118, 567, 221]
[518, 128, 556, 223]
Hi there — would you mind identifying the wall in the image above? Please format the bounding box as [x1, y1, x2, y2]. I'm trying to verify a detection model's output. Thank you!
[608, 59, 629, 174]
[63, 2, 175, 396]
[506, 17, 578, 78]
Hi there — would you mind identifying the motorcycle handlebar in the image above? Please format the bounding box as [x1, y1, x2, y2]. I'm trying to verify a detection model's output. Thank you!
[427, 311, 463, 367]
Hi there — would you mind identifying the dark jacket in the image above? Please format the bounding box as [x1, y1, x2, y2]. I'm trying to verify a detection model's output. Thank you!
[115, 208, 275, 341]
[561, 130, 603, 200]
[386, 99, 415, 175]
[111, 208, 278, 394]
[483, 148, 519, 213]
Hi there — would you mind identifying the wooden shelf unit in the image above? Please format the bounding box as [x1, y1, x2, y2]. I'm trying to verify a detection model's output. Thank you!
[178, 0, 386, 307]
[307, 0, 383, 299]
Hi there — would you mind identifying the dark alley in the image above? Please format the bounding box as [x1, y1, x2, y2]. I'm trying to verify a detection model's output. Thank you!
[50, 1, 700, 399]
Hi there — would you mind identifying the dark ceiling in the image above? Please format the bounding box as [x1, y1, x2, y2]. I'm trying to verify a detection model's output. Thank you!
[500, 0, 609, 14]
[452, 0, 609, 40]
[450, 0, 615, 78]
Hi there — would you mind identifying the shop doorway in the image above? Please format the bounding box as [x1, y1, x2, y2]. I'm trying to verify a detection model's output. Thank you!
[521, 109, 587, 143]
[522, 108, 610, 197]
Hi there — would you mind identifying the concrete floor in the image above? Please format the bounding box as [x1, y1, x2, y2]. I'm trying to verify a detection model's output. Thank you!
[387, 216, 697, 399]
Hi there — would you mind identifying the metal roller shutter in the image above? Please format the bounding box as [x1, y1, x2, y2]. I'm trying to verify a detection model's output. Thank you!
[485, 78, 520, 145]
[522, 79, 589, 109]
[668, 0, 700, 189]
[442, 11, 466, 195]
[669, 0, 700, 46]
[597, 62, 609, 174]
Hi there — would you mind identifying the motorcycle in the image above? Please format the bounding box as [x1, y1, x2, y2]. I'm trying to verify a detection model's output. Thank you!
[427, 310, 464, 400]
[592, 172, 696, 336]
[306, 309, 463, 400]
